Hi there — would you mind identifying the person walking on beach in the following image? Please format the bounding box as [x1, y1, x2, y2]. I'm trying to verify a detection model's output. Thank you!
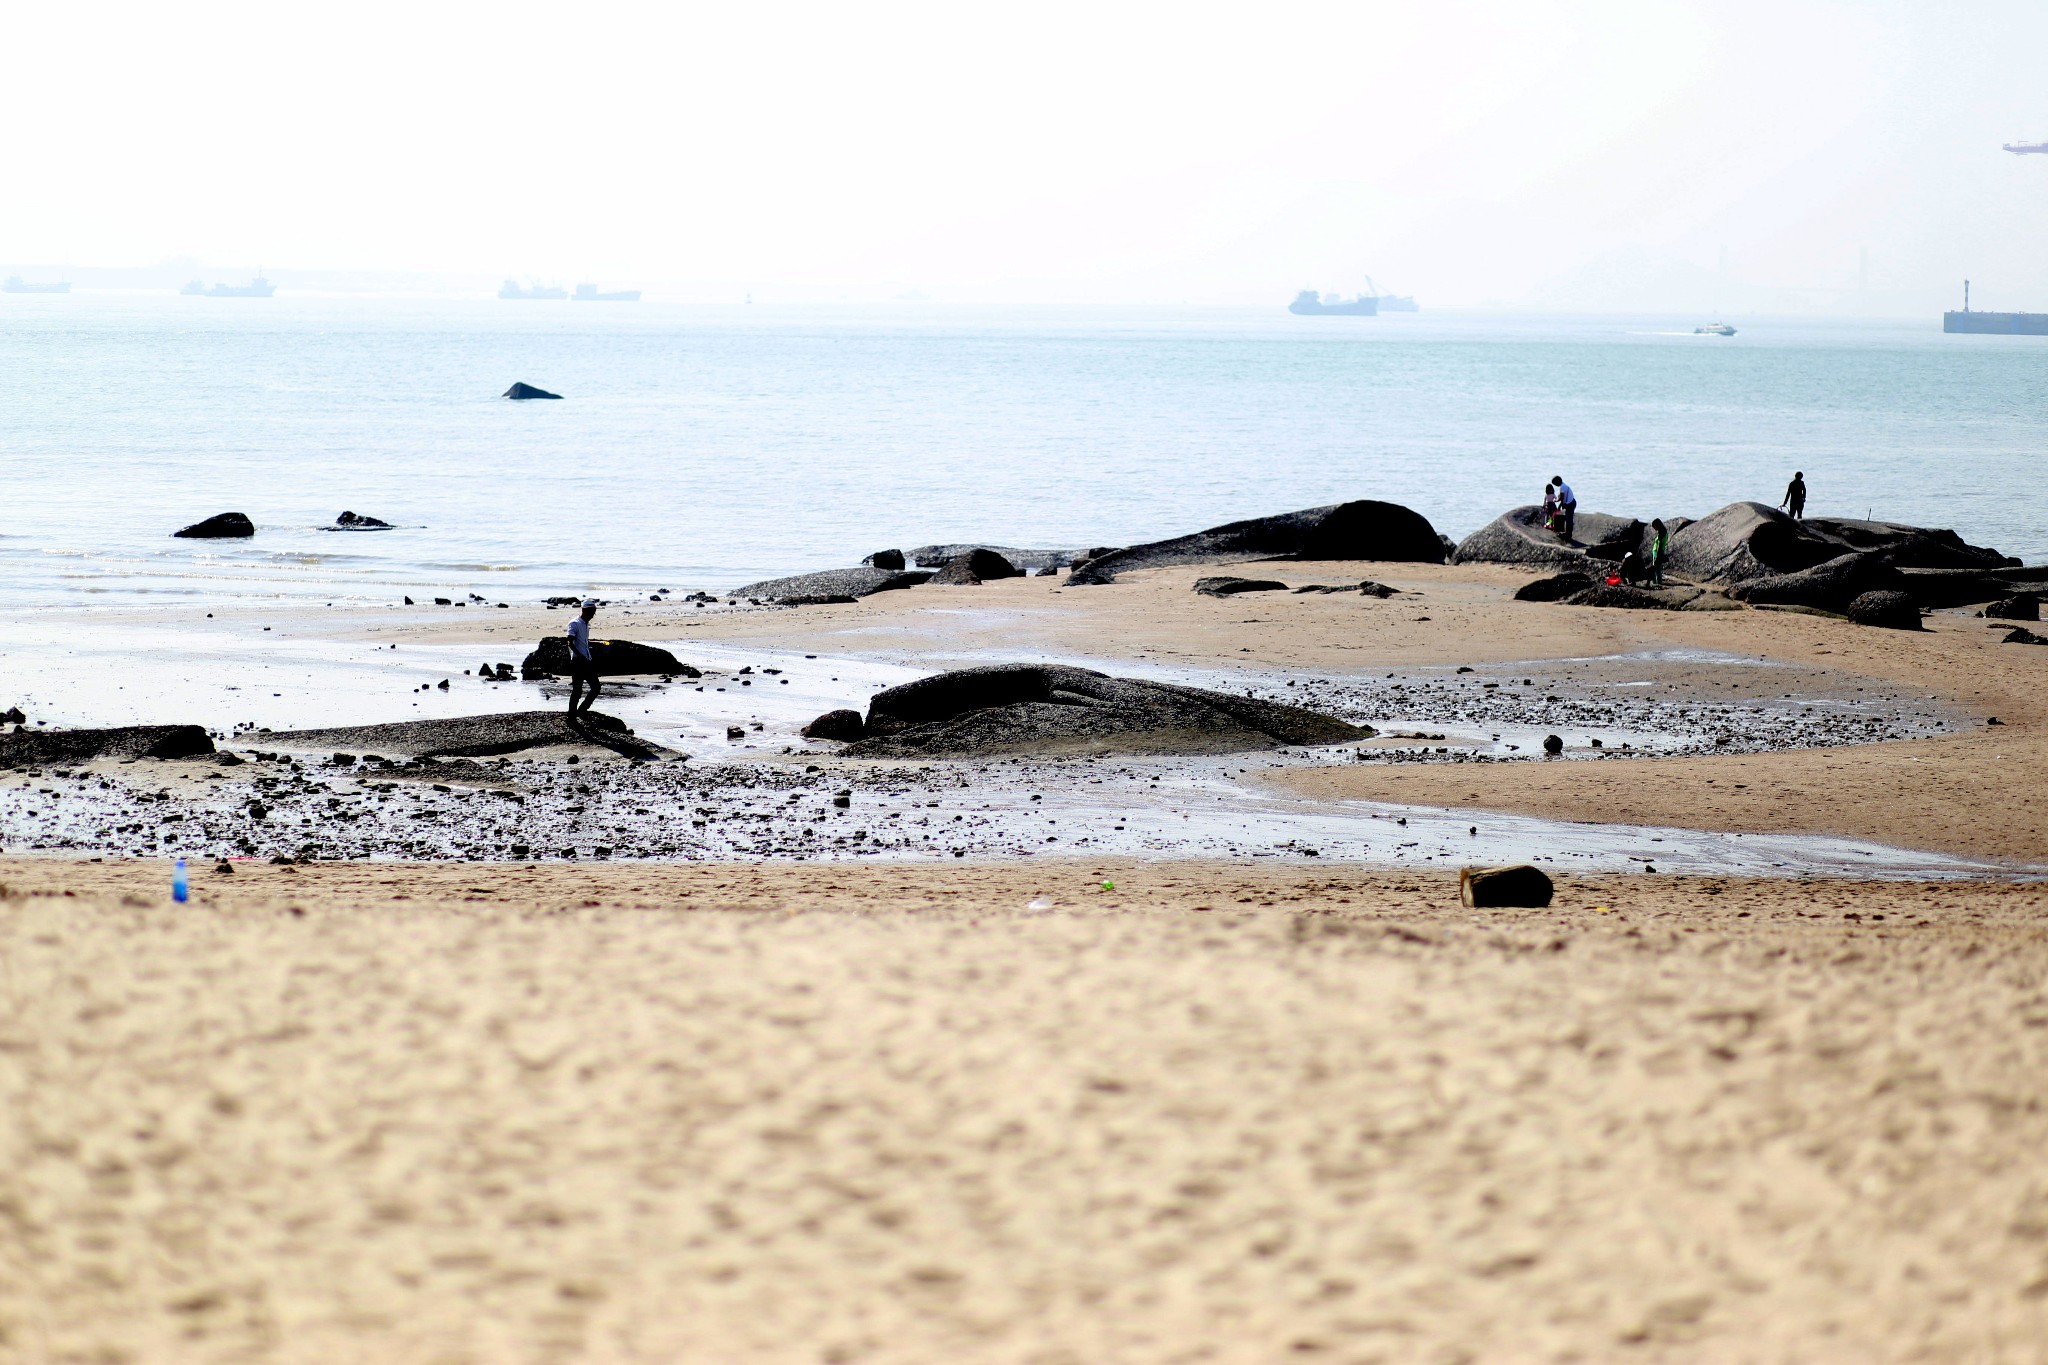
[1551, 475, 1577, 542]
[566, 598, 601, 718]
[1648, 518, 1669, 586]
[1781, 471, 1807, 520]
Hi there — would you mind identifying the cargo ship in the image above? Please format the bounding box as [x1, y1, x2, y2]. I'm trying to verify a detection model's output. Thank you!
[572, 283, 641, 302]
[1943, 280, 2048, 336]
[2, 276, 70, 294]
[499, 279, 568, 300]
[182, 277, 275, 297]
[1289, 289, 1378, 316]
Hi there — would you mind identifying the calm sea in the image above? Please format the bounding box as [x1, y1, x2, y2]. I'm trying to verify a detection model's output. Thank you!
[2, 295, 2042, 610]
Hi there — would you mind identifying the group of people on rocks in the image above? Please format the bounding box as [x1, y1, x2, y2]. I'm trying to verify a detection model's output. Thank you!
[1543, 469, 1809, 591]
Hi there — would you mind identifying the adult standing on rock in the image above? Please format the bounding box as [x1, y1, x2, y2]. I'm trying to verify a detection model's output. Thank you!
[1648, 518, 1670, 587]
[566, 599, 601, 719]
[1781, 471, 1808, 521]
[1551, 476, 1577, 543]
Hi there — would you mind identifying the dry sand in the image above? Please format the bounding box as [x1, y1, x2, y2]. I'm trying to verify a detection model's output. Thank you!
[9, 562, 2048, 1361]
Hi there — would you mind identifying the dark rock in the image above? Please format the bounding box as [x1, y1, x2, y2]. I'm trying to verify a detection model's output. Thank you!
[1559, 584, 1684, 611]
[1454, 508, 1648, 569]
[726, 725, 746, 740]
[0, 707, 22, 725]
[519, 637, 697, 680]
[1068, 500, 1446, 585]
[864, 549, 907, 571]
[1666, 501, 2013, 585]
[1986, 594, 2040, 621]
[926, 560, 983, 586]
[0, 724, 215, 769]
[333, 511, 392, 528]
[1514, 572, 1599, 603]
[172, 512, 255, 539]
[802, 709, 866, 742]
[1035, 565, 1061, 576]
[924, 548, 1020, 582]
[1846, 590, 1922, 631]
[2003, 628, 2048, 646]
[1195, 576, 1289, 597]
[267, 710, 668, 760]
[503, 382, 562, 400]
[1542, 734, 1564, 755]
[1461, 865, 1554, 908]
[730, 566, 933, 602]
[910, 544, 1069, 572]
[847, 663, 1372, 759]
[1726, 550, 1906, 613]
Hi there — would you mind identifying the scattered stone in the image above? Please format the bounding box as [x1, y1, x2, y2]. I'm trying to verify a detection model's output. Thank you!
[726, 725, 746, 740]
[1542, 734, 1564, 755]
[847, 663, 1372, 759]
[0, 724, 215, 769]
[1460, 865, 1555, 908]
[801, 709, 866, 742]
[1069, 500, 1446, 585]
[832, 790, 852, 807]
[1846, 590, 1922, 631]
[503, 382, 562, 400]
[172, 512, 255, 539]
[1194, 576, 1289, 597]
[2003, 627, 2048, 646]
[0, 707, 22, 725]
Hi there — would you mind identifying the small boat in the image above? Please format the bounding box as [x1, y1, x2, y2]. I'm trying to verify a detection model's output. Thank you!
[2, 276, 70, 294]
[1694, 322, 1736, 336]
[572, 283, 642, 302]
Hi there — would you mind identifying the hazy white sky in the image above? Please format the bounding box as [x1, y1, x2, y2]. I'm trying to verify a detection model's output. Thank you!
[6, 0, 2045, 308]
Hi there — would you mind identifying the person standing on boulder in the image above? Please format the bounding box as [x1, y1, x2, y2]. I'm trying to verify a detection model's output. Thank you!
[1781, 471, 1807, 521]
[566, 598, 601, 718]
[1551, 476, 1577, 542]
[1648, 518, 1669, 587]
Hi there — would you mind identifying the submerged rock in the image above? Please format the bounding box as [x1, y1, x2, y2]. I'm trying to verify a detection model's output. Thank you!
[268, 710, 669, 760]
[0, 724, 214, 768]
[503, 382, 562, 400]
[1194, 576, 1289, 597]
[519, 637, 696, 680]
[730, 566, 933, 602]
[1067, 500, 1446, 585]
[845, 663, 1372, 758]
[172, 512, 255, 539]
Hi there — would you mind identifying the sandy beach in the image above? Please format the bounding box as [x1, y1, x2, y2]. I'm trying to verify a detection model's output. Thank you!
[7, 559, 2048, 1361]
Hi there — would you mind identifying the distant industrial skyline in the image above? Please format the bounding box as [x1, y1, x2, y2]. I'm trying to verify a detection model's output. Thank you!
[5, 0, 2046, 312]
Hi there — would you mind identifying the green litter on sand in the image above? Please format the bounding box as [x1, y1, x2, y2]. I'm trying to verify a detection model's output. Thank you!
[1101, 880, 1115, 892]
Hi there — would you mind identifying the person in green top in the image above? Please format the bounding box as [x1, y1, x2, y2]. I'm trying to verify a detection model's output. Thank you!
[1648, 518, 1670, 587]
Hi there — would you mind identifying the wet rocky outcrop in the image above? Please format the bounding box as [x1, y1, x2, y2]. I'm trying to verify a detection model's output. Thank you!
[1066, 500, 1446, 586]
[843, 663, 1372, 758]
[0, 724, 215, 768]
[731, 566, 933, 603]
[269, 710, 670, 760]
[519, 637, 696, 680]
[172, 512, 255, 539]
[503, 382, 562, 400]
[1664, 502, 2015, 586]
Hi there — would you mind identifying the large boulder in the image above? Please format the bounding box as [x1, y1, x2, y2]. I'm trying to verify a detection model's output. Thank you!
[923, 549, 1020, 584]
[503, 382, 562, 400]
[1067, 500, 1446, 585]
[911, 545, 1070, 572]
[1725, 550, 1906, 613]
[1453, 507, 1651, 569]
[0, 724, 215, 768]
[172, 512, 254, 539]
[1460, 865, 1554, 909]
[846, 663, 1372, 758]
[267, 710, 669, 760]
[1665, 502, 2014, 586]
[1846, 590, 1921, 631]
[801, 709, 866, 742]
[863, 549, 906, 571]
[731, 566, 933, 602]
[519, 637, 696, 680]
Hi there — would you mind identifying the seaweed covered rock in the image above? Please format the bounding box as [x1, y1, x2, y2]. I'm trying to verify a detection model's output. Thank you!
[1846, 590, 1921, 631]
[847, 664, 1371, 758]
[519, 637, 696, 680]
[0, 724, 215, 768]
[1068, 500, 1445, 585]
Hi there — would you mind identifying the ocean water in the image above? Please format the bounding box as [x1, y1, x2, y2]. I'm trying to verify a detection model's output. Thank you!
[2, 294, 2043, 610]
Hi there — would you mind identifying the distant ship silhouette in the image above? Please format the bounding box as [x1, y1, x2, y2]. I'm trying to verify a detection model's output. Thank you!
[3, 276, 70, 294]
[573, 283, 641, 302]
[182, 277, 274, 297]
[500, 279, 568, 300]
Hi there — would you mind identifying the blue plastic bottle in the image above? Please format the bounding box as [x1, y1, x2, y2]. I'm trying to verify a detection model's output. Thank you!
[172, 858, 188, 903]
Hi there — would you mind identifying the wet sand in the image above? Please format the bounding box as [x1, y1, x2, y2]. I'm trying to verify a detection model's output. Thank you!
[8, 561, 2048, 1360]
